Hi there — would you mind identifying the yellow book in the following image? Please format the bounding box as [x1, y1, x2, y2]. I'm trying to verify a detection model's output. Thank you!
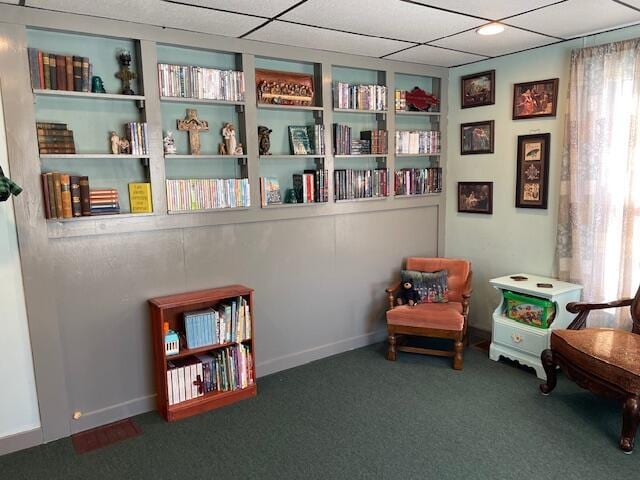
[128, 182, 152, 213]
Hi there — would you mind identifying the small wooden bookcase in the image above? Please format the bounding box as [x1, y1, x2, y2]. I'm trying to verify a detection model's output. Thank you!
[149, 285, 257, 421]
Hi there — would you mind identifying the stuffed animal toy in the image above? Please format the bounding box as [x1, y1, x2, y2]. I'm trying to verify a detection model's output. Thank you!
[397, 280, 420, 306]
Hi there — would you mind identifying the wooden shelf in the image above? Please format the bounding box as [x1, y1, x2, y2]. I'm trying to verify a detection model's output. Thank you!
[334, 154, 387, 158]
[160, 96, 245, 106]
[167, 384, 257, 422]
[33, 89, 145, 101]
[257, 103, 323, 112]
[47, 212, 154, 222]
[394, 193, 441, 198]
[165, 154, 248, 159]
[167, 206, 250, 215]
[333, 108, 387, 114]
[262, 202, 327, 209]
[40, 153, 150, 159]
[335, 196, 387, 203]
[395, 110, 441, 116]
[259, 154, 325, 159]
[165, 340, 249, 360]
[395, 153, 441, 157]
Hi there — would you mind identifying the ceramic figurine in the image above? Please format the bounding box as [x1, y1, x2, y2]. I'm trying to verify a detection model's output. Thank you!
[258, 125, 272, 155]
[91, 76, 106, 94]
[222, 123, 237, 156]
[163, 131, 177, 155]
[177, 108, 209, 155]
[234, 144, 244, 155]
[284, 188, 298, 203]
[110, 131, 120, 154]
[115, 49, 137, 95]
[118, 137, 130, 154]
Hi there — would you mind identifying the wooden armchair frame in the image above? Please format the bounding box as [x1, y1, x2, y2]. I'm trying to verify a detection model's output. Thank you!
[386, 269, 472, 370]
[540, 286, 640, 452]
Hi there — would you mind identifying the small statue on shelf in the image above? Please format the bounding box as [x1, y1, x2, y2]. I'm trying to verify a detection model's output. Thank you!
[110, 131, 120, 154]
[284, 188, 298, 204]
[115, 49, 137, 95]
[218, 122, 237, 155]
[234, 144, 244, 155]
[91, 76, 106, 94]
[163, 130, 177, 155]
[118, 137, 130, 154]
[258, 125, 272, 155]
[177, 108, 209, 155]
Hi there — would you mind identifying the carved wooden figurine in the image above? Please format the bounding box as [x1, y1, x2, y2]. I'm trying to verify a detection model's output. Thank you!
[177, 109, 209, 155]
[258, 126, 272, 155]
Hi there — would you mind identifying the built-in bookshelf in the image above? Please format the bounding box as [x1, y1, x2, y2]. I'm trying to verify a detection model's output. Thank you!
[393, 72, 442, 198]
[28, 28, 151, 217]
[149, 285, 257, 421]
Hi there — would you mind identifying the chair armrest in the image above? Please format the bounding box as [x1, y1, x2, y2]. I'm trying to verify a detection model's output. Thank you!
[386, 282, 401, 311]
[566, 298, 633, 330]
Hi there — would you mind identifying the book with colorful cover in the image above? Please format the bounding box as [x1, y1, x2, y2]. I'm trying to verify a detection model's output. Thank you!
[128, 182, 152, 213]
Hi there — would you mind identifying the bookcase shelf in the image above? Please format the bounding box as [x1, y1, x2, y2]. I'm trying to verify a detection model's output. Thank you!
[149, 285, 257, 422]
[259, 154, 325, 159]
[160, 96, 245, 107]
[334, 154, 388, 158]
[333, 108, 387, 114]
[257, 103, 323, 112]
[335, 196, 387, 203]
[47, 212, 154, 222]
[167, 206, 250, 215]
[165, 154, 249, 160]
[33, 89, 145, 101]
[395, 153, 441, 157]
[395, 110, 441, 116]
[40, 153, 151, 159]
[394, 193, 441, 199]
[262, 202, 327, 209]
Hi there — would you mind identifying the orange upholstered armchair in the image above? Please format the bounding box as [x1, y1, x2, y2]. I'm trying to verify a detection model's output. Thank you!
[385, 257, 472, 369]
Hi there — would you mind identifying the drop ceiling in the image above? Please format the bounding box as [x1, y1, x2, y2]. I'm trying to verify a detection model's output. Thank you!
[5, 0, 640, 67]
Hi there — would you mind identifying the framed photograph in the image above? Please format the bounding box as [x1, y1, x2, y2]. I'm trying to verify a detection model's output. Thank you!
[461, 70, 495, 108]
[512, 78, 559, 120]
[460, 120, 494, 155]
[516, 133, 550, 209]
[458, 182, 493, 214]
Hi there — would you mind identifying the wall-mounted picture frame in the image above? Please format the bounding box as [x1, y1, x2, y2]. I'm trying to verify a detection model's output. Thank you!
[458, 181, 493, 214]
[461, 70, 495, 108]
[512, 78, 559, 120]
[516, 133, 550, 209]
[460, 120, 494, 155]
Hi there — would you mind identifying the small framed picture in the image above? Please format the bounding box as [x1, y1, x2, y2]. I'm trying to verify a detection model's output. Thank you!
[460, 120, 494, 155]
[516, 133, 550, 209]
[461, 70, 495, 108]
[512, 78, 559, 120]
[458, 181, 493, 214]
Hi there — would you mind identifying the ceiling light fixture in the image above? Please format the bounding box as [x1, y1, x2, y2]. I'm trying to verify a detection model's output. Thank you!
[477, 23, 505, 36]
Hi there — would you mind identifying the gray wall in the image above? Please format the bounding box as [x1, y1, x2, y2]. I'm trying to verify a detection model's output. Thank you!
[0, 4, 446, 443]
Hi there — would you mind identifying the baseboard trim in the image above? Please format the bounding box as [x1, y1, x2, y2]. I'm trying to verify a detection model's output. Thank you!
[70, 394, 156, 434]
[0, 427, 43, 456]
[256, 329, 388, 377]
[468, 326, 491, 341]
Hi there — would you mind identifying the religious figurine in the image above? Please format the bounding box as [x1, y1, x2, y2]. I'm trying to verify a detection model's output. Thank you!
[177, 109, 209, 155]
[91, 76, 106, 94]
[284, 188, 298, 204]
[219, 123, 237, 156]
[110, 131, 120, 154]
[258, 125, 272, 155]
[163, 131, 177, 155]
[115, 49, 136, 95]
[234, 144, 244, 155]
[118, 137, 130, 154]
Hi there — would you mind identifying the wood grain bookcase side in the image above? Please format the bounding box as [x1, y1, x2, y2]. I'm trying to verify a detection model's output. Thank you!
[148, 284, 257, 421]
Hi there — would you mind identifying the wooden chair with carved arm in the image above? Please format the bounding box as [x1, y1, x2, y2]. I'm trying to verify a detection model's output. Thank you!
[385, 258, 472, 370]
[540, 284, 640, 452]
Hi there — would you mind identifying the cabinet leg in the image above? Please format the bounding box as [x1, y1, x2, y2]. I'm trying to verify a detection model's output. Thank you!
[621, 396, 640, 453]
[387, 334, 397, 361]
[453, 341, 464, 370]
[539, 349, 557, 395]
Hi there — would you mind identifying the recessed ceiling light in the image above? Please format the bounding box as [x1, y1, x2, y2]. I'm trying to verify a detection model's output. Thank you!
[477, 23, 505, 36]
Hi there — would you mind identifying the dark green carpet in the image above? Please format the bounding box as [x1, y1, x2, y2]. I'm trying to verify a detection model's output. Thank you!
[1, 343, 638, 479]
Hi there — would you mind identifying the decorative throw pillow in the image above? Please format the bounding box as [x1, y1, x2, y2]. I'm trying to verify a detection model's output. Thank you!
[400, 269, 449, 303]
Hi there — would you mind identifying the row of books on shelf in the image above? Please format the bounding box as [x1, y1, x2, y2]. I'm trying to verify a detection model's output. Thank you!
[157, 63, 245, 102]
[166, 178, 250, 212]
[40, 172, 152, 218]
[394, 168, 443, 196]
[334, 82, 388, 111]
[166, 345, 254, 406]
[333, 125, 388, 155]
[183, 296, 251, 350]
[287, 125, 325, 156]
[395, 130, 441, 155]
[36, 122, 75, 154]
[334, 168, 389, 200]
[123, 122, 150, 156]
[260, 169, 329, 206]
[28, 49, 92, 92]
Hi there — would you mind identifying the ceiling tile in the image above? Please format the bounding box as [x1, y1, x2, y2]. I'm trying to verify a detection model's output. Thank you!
[172, 0, 301, 18]
[431, 25, 556, 57]
[246, 20, 414, 58]
[506, 0, 640, 38]
[409, 0, 563, 20]
[27, 0, 265, 37]
[385, 45, 487, 67]
[280, 0, 485, 43]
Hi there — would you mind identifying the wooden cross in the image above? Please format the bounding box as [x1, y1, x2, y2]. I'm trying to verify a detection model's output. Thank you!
[177, 109, 209, 155]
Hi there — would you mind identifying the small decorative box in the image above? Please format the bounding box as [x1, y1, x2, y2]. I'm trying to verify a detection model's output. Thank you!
[503, 290, 556, 329]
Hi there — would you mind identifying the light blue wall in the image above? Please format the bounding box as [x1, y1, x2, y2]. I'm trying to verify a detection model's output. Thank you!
[446, 24, 640, 331]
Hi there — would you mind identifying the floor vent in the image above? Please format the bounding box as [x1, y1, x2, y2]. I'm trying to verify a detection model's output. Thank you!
[71, 418, 141, 454]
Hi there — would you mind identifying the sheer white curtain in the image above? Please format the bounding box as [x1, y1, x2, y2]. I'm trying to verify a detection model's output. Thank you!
[556, 38, 640, 329]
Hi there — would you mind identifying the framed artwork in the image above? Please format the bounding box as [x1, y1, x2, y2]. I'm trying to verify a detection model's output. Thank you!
[460, 120, 494, 155]
[458, 182, 493, 214]
[516, 133, 550, 209]
[461, 70, 495, 108]
[512, 78, 559, 120]
[255, 69, 315, 106]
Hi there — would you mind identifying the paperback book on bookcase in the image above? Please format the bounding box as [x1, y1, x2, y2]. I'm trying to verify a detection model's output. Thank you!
[333, 124, 387, 155]
[334, 168, 389, 201]
[334, 82, 388, 111]
[182, 296, 251, 349]
[395, 130, 440, 154]
[166, 178, 250, 212]
[293, 169, 328, 203]
[394, 168, 443, 195]
[157, 63, 245, 101]
[28, 48, 92, 92]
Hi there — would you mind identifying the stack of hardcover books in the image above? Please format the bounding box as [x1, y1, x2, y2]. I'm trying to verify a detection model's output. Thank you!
[28, 49, 92, 92]
[90, 188, 120, 216]
[36, 122, 75, 155]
